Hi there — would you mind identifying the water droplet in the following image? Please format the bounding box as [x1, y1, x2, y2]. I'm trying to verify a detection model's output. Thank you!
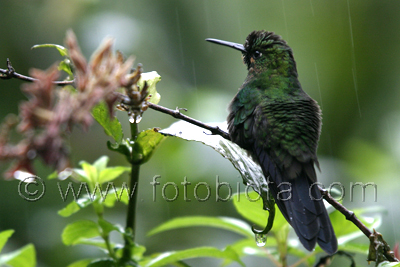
[129, 114, 142, 123]
[255, 233, 267, 247]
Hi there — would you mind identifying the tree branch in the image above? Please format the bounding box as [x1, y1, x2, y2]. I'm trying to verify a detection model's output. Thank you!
[148, 102, 231, 140]
[116, 92, 231, 140]
[320, 188, 372, 237]
[0, 59, 74, 85]
[320, 189, 398, 263]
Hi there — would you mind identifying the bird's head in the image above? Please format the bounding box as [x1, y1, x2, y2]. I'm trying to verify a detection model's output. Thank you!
[207, 30, 296, 75]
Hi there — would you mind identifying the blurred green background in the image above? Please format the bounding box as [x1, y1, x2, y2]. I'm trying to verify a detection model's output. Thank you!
[1, 0, 400, 266]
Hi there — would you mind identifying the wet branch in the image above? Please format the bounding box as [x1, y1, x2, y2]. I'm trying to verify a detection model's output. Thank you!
[147, 102, 231, 140]
[117, 92, 231, 140]
[320, 189, 398, 263]
[320, 188, 372, 237]
[0, 58, 74, 85]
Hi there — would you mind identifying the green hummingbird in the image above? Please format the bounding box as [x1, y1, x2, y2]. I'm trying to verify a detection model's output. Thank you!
[206, 31, 337, 254]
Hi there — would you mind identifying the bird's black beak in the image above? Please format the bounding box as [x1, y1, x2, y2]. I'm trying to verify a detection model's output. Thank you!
[206, 38, 246, 53]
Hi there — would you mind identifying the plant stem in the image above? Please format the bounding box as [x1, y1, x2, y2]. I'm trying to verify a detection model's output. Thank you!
[130, 120, 139, 141]
[122, 121, 140, 260]
[104, 233, 117, 260]
[94, 204, 117, 260]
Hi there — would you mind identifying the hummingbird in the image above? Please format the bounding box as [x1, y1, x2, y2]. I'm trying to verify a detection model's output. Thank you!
[206, 31, 337, 254]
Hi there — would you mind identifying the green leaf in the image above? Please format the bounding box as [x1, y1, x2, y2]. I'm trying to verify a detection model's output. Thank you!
[32, 43, 68, 56]
[58, 201, 81, 217]
[87, 258, 116, 267]
[160, 121, 273, 210]
[232, 192, 289, 251]
[80, 160, 98, 186]
[133, 128, 166, 164]
[98, 166, 130, 184]
[142, 247, 243, 267]
[71, 167, 90, 183]
[340, 242, 369, 255]
[68, 157, 130, 195]
[76, 239, 107, 249]
[0, 244, 36, 267]
[148, 216, 253, 238]
[58, 59, 73, 77]
[378, 262, 400, 267]
[58, 197, 93, 217]
[93, 156, 109, 173]
[232, 192, 265, 227]
[233, 192, 287, 232]
[92, 102, 124, 143]
[132, 245, 147, 262]
[62, 220, 100, 245]
[98, 218, 119, 236]
[138, 71, 161, 104]
[229, 238, 269, 256]
[48, 168, 74, 180]
[0, 229, 14, 253]
[167, 262, 191, 267]
[114, 243, 146, 261]
[102, 187, 130, 207]
[67, 259, 95, 267]
[107, 139, 132, 162]
[47, 170, 58, 180]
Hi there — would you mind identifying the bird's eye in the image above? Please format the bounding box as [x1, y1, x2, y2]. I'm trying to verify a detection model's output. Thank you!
[253, 51, 262, 59]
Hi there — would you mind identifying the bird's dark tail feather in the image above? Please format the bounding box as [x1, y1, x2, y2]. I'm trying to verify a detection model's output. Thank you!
[255, 148, 338, 254]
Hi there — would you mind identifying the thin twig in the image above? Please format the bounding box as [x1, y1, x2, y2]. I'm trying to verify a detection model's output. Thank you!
[148, 102, 231, 140]
[320, 188, 372, 237]
[321, 189, 398, 262]
[0, 59, 74, 85]
[114, 90, 231, 140]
